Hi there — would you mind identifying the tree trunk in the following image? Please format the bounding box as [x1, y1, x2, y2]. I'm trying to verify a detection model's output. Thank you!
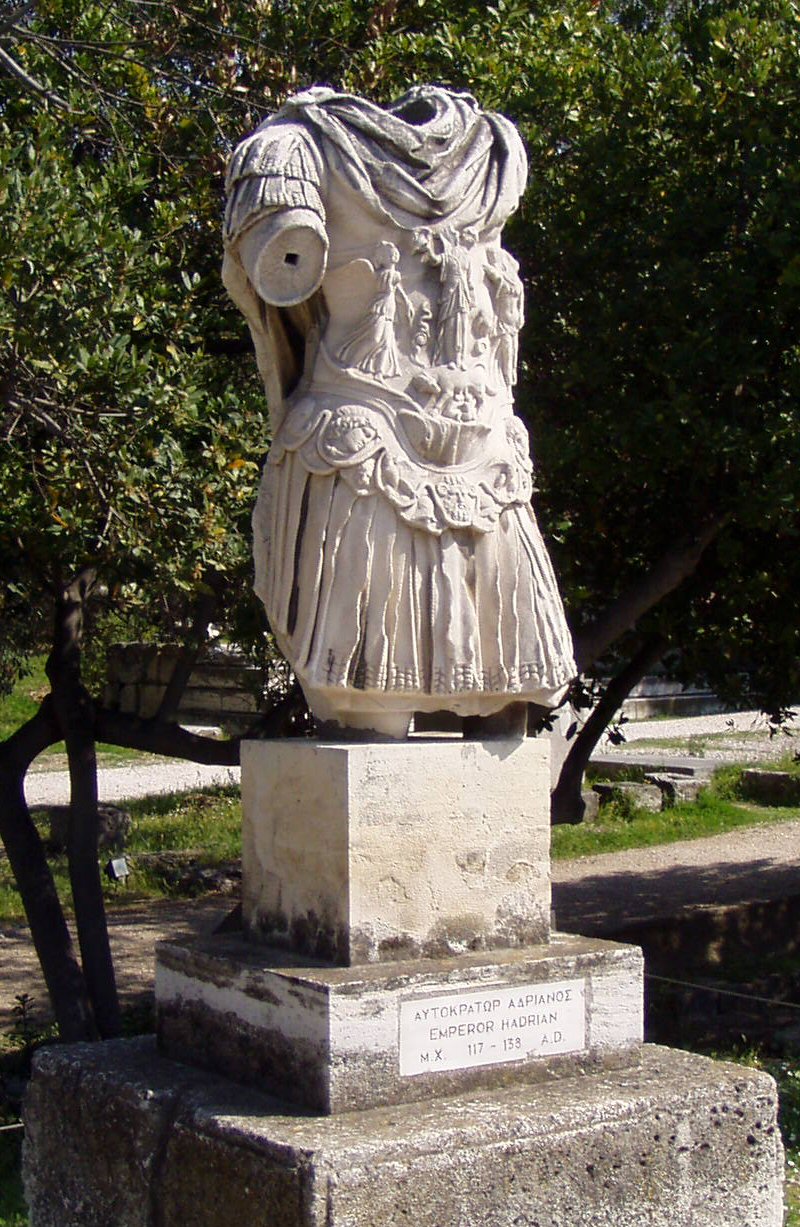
[572, 515, 727, 672]
[47, 567, 121, 1038]
[551, 633, 669, 825]
[0, 698, 96, 1040]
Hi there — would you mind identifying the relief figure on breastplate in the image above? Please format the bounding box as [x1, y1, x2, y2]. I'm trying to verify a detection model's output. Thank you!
[415, 227, 478, 370]
[337, 241, 412, 379]
[222, 85, 576, 739]
[485, 247, 524, 388]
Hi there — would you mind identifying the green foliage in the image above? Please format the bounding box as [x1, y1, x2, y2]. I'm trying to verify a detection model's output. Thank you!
[1, 0, 799, 707]
[706, 763, 747, 799]
[0, 1, 282, 691]
[550, 787, 800, 859]
[507, 0, 800, 710]
[0, 786, 241, 921]
[596, 789, 642, 824]
[0, 1130, 25, 1227]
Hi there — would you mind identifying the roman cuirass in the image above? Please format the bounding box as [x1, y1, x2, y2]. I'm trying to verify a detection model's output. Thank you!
[223, 87, 532, 535]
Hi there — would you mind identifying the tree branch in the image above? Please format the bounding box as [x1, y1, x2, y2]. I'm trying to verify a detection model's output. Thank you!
[0, 43, 70, 109]
[572, 513, 730, 672]
[94, 708, 241, 765]
[95, 678, 310, 759]
[551, 632, 669, 824]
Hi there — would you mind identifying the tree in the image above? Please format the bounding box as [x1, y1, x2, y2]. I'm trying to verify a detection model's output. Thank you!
[1, 0, 799, 1033]
[512, 0, 800, 815]
[0, 0, 302, 1037]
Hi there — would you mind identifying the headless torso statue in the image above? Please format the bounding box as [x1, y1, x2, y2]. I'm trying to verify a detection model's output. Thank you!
[223, 86, 576, 738]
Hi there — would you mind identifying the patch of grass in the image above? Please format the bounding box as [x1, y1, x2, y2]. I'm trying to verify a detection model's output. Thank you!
[0, 786, 242, 922]
[0, 882, 29, 924]
[0, 653, 181, 771]
[125, 785, 242, 862]
[27, 744, 175, 774]
[629, 728, 776, 751]
[789, 1182, 800, 1227]
[766, 749, 800, 777]
[551, 788, 800, 861]
[0, 656, 49, 743]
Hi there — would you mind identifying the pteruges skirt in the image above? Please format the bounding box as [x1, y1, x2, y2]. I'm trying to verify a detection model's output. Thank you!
[252, 448, 576, 720]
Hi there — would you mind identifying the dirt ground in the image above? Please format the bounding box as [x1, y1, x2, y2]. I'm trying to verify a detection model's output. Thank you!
[0, 897, 232, 1033]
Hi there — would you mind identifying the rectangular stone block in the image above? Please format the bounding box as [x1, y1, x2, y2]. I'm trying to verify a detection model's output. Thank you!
[189, 663, 263, 690]
[156, 931, 643, 1112]
[241, 737, 551, 964]
[111, 643, 155, 685]
[23, 1038, 785, 1227]
[138, 683, 167, 719]
[118, 683, 139, 715]
[152, 645, 182, 685]
[215, 690, 259, 714]
[177, 686, 224, 713]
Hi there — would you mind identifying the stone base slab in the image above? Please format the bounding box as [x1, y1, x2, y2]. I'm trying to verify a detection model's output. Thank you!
[24, 1038, 784, 1227]
[241, 737, 551, 964]
[155, 932, 643, 1112]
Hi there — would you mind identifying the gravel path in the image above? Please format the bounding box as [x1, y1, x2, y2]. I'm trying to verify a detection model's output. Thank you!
[24, 760, 240, 808]
[608, 710, 777, 742]
[552, 816, 800, 934]
[598, 709, 798, 764]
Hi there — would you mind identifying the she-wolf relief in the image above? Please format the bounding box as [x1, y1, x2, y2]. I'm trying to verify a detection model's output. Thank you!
[222, 85, 576, 738]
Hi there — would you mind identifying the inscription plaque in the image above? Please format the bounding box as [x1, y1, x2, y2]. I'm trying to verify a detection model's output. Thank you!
[399, 978, 586, 1076]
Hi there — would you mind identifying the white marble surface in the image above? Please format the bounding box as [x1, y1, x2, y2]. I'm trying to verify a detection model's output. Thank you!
[224, 86, 575, 734]
[241, 736, 552, 962]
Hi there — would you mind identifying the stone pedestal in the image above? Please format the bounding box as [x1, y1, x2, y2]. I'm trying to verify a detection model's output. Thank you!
[156, 931, 643, 1112]
[22, 737, 786, 1224]
[241, 738, 551, 962]
[24, 1039, 784, 1227]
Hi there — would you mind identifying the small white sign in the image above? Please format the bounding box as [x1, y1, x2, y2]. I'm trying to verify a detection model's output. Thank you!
[399, 979, 586, 1076]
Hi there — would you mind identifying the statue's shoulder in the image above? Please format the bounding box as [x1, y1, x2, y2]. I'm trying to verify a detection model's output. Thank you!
[224, 117, 326, 245]
[226, 117, 323, 191]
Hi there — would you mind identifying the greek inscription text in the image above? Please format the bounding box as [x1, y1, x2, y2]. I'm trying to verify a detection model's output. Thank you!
[399, 979, 585, 1076]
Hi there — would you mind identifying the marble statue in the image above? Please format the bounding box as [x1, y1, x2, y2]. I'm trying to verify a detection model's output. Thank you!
[223, 85, 576, 737]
